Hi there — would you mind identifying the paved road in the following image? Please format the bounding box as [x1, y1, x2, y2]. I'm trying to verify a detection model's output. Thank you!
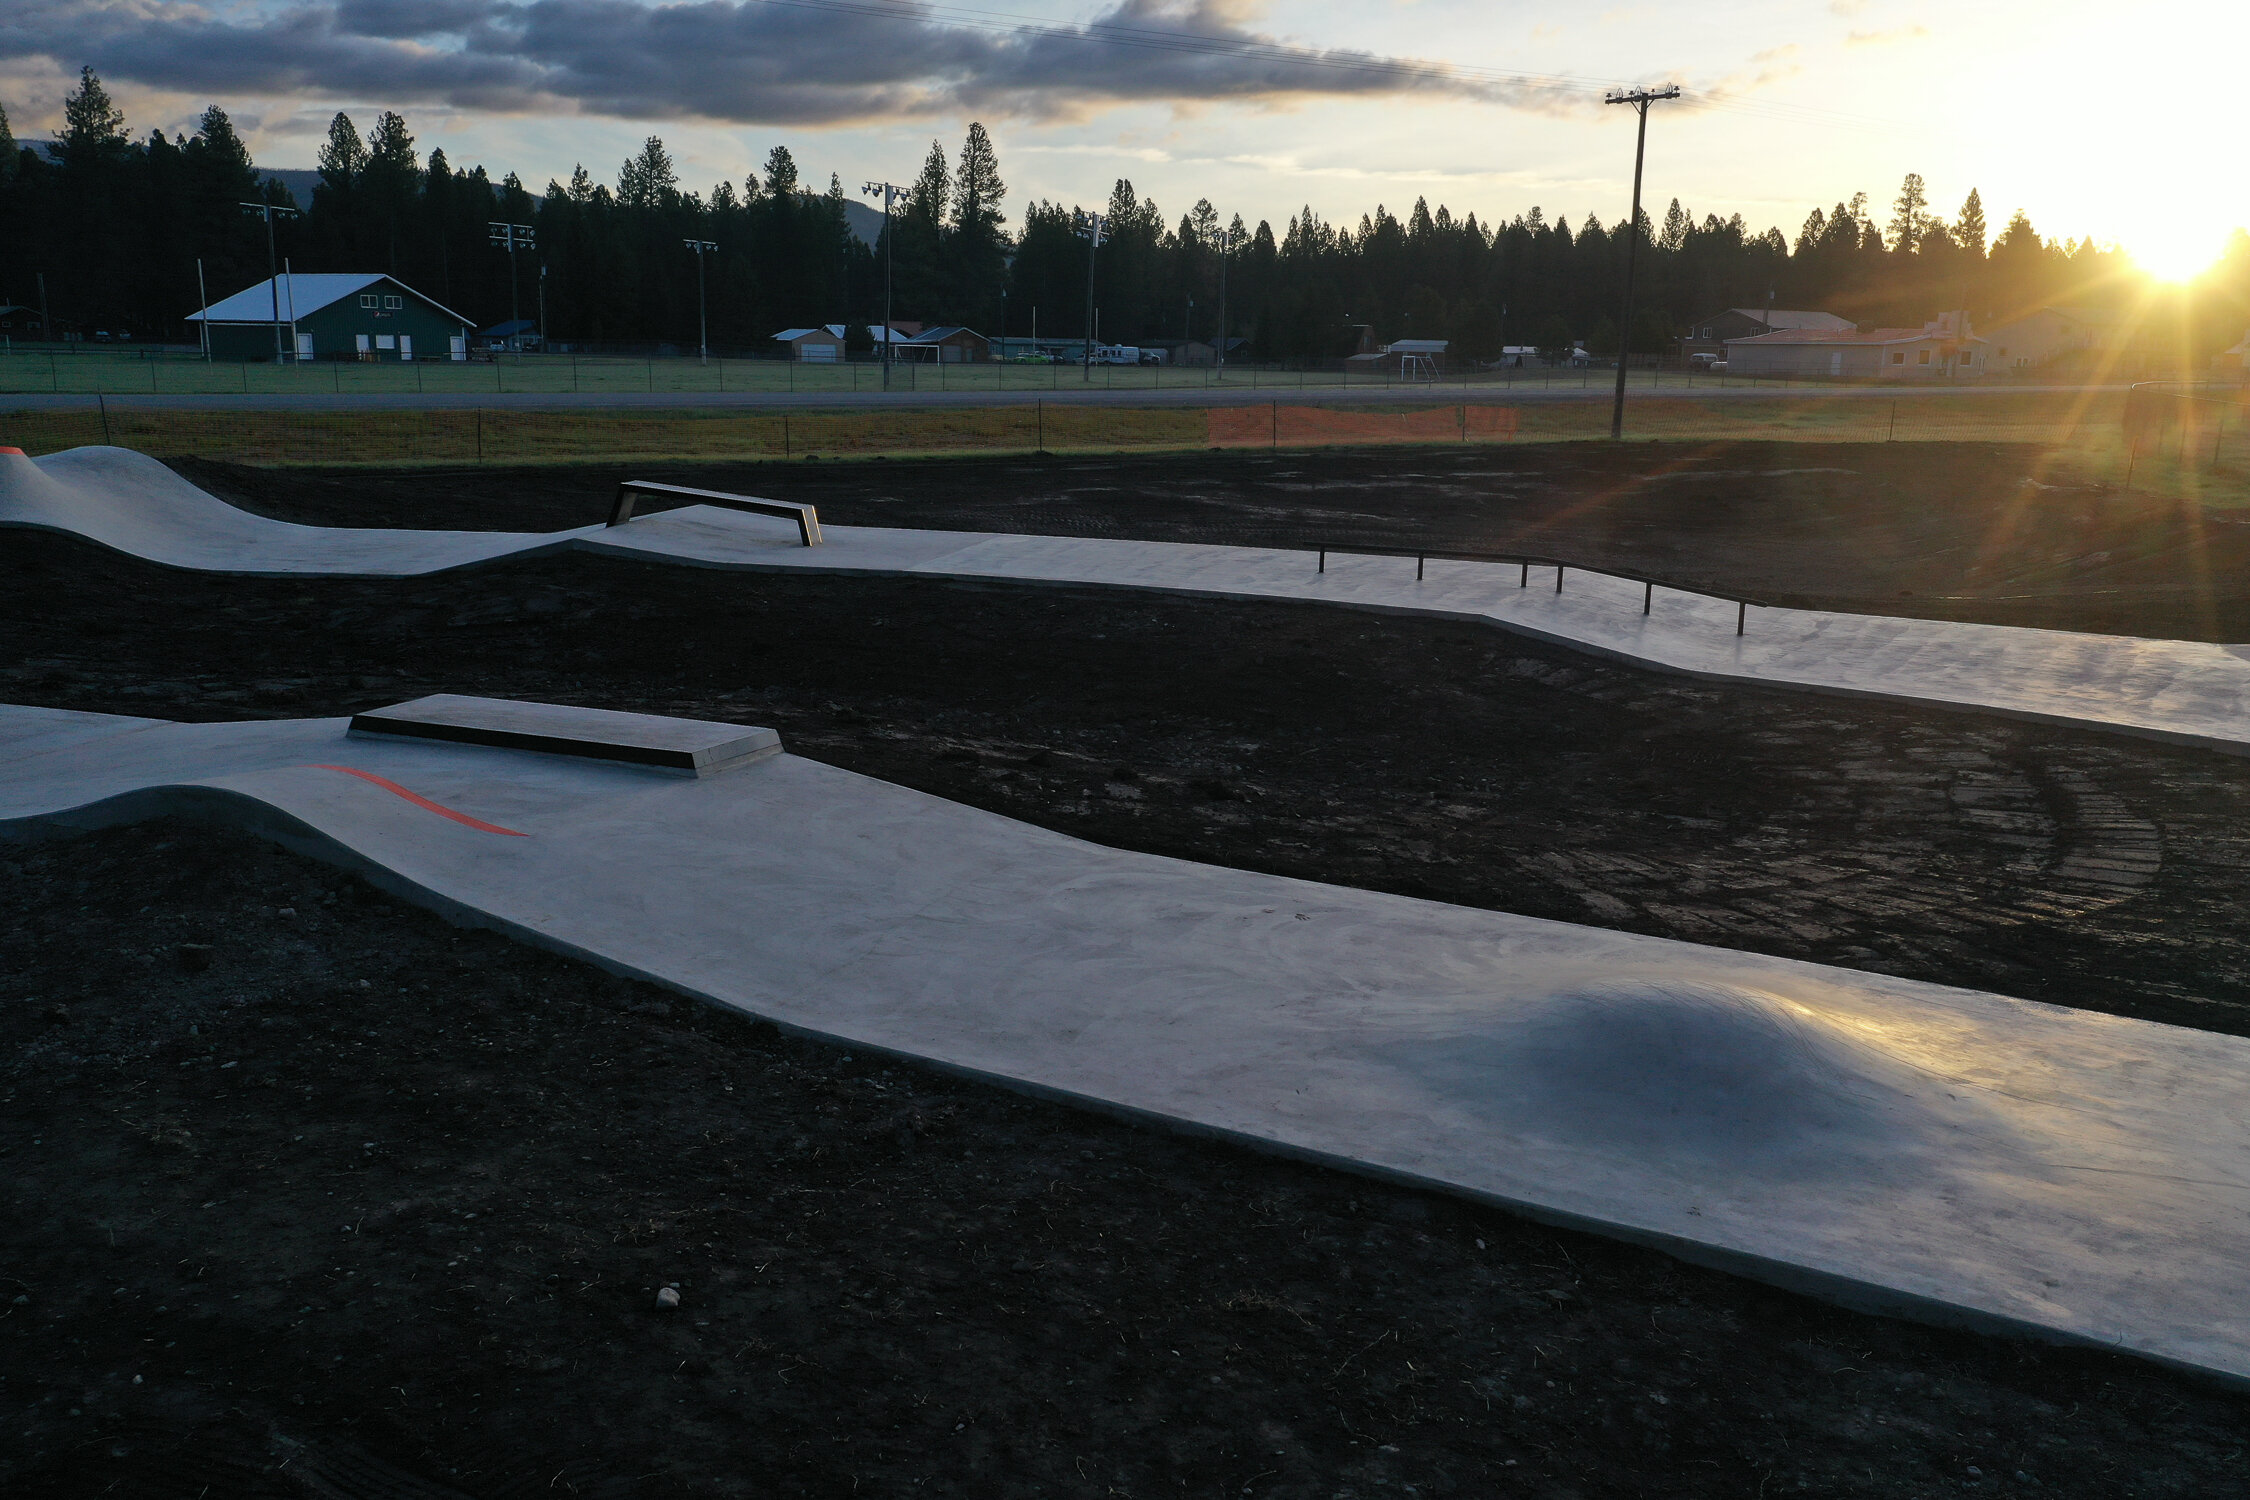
[0, 381, 2122, 414]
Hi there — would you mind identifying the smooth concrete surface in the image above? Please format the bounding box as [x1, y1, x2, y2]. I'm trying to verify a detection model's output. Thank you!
[0, 446, 588, 575]
[349, 694, 781, 776]
[3, 701, 2247, 1386]
[14, 445, 2250, 755]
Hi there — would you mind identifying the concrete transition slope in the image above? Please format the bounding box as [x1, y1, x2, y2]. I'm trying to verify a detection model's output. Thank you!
[12, 444, 2250, 754]
[2, 697, 2247, 1386]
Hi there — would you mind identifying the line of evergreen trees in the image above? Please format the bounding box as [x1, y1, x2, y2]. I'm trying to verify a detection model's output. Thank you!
[4, 68, 2244, 362]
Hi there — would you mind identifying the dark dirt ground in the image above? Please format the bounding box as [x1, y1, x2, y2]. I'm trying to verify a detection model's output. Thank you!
[5, 822, 2247, 1500]
[3, 445, 2249, 1495]
[175, 441, 2250, 640]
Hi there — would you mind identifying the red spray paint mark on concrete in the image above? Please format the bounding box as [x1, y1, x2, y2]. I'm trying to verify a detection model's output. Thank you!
[313, 765, 529, 836]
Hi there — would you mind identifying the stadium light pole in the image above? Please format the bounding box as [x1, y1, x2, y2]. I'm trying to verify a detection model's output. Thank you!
[489, 221, 536, 347]
[861, 180, 905, 390]
[1603, 84, 1679, 440]
[238, 200, 300, 362]
[1075, 210, 1106, 382]
[684, 239, 718, 362]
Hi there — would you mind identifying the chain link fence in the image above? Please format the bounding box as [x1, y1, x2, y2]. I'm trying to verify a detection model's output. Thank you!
[1, 391, 2133, 468]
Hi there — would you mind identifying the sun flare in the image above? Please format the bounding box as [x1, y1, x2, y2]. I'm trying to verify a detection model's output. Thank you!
[2132, 233, 2228, 284]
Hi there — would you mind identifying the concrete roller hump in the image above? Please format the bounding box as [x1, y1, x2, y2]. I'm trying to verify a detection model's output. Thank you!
[14, 444, 2250, 751]
[2, 700, 2247, 1387]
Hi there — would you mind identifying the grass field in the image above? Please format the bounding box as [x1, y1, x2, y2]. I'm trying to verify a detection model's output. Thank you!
[1, 347, 1874, 398]
[6, 386, 2244, 507]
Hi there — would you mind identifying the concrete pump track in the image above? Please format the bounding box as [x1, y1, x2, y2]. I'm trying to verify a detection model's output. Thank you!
[5, 444, 2250, 1394]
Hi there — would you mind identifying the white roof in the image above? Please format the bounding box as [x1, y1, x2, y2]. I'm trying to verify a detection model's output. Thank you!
[1726, 309, 1854, 331]
[189, 274, 470, 326]
[1386, 339, 1449, 353]
[772, 327, 841, 342]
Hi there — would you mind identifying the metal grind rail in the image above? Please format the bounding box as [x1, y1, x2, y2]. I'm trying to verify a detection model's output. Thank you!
[1310, 543, 1765, 636]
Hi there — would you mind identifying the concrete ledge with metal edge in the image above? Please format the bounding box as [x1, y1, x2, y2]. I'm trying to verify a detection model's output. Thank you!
[607, 479, 822, 545]
[5, 697, 2250, 1389]
[349, 693, 781, 776]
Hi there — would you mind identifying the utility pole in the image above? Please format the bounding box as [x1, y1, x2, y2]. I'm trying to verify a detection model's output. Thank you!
[1604, 85, 1678, 440]
[861, 180, 905, 390]
[239, 200, 300, 362]
[195, 259, 211, 361]
[1076, 210, 1105, 382]
[1214, 225, 1231, 376]
[683, 239, 717, 361]
[488, 221, 536, 347]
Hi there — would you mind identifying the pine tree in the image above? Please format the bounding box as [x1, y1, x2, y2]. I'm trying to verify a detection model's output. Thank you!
[1795, 207, 1826, 255]
[367, 113, 417, 179]
[190, 107, 255, 186]
[1660, 198, 1689, 252]
[318, 113, 367, 192]
[762, 144, 799, 199]
[909, 140, 950, 229]
[617, 136, 675, 209]
[951, 123, 1005, 237]
[1888, 173, 1929, 252]
[57, 67, 129, 166]
[0, 101, 19, 186]
[1954, 188, 1987, 257]
[567, 164, 593, 203]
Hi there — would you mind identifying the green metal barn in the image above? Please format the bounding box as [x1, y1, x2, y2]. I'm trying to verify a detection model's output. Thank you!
[189, 274, 474, 362]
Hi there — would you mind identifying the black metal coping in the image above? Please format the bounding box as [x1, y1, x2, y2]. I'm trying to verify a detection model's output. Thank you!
[607, 480, 823, 545]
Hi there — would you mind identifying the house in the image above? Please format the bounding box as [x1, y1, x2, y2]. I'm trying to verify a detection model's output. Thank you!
[1726, 312, 1986, 380]
[0, 304, 44, 337]
[1681, 309, 1852, 360]
[1144, 339, 1216, 367]
[188, 273, 473, 362]
[1346, 338, 1449, 377]
[478, 318, 541, 353]
[1979, 306, 2125, 374]
[2215, 330, 2250, 379]
[773, 325, 848, 362]
[897, 326, 990, 364]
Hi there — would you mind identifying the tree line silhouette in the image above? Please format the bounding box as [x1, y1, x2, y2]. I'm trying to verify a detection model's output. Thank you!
[3, 68, 2242, 364]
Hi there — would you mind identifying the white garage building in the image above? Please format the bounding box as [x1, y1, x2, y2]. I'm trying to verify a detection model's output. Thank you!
[1727, 312, 1986, 380]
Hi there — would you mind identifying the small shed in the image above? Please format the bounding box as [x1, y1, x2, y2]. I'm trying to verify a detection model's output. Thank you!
[774, 325, 847, 362]
[189, 274, 473, 362]
[0, 305, 45, 337]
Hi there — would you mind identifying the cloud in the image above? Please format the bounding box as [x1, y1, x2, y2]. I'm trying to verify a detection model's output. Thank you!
[0, 0, 1596, 128]
[1845, 24, 1931, 46]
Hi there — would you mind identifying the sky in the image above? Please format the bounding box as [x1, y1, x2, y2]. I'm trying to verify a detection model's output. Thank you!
[2, 0, 2242, 280]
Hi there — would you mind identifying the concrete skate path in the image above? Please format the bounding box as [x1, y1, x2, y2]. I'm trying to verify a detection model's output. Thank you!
[11, 444, 2250, 755]
[3, 700, 2247, 1385]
